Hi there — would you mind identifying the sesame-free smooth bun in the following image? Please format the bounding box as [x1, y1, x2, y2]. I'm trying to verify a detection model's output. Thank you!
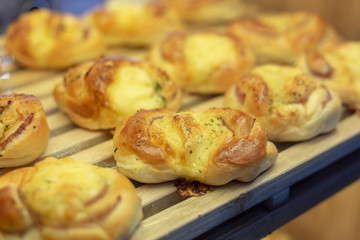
[225, 64, 342, 142]
[0, 94, 49, 168]
[54, 57, 183, 130]
[0, 157, 142, 240]
[85, 0, 184, 47]
[5, 8, 105, 69]
[113, 108, 278, 185]
[297, 41, 360, 110]
[147, 31, 255, 94]
[227, 11, 339, 64]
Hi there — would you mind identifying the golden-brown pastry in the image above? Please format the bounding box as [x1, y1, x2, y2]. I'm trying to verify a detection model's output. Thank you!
[5, 8, 105, 69]
[297, 41, 360, 110]
[54, 57, 183, 130]
[147, 31, 255, 94]
[113, 107, 278, 185]
[0, 157, 142, 240]
[227, 11, 339, 64]
[165, 0, 250, 25]
[0, 94, 49, 168]
[85, 0, 184, 47]
[225, 64, 342, 142]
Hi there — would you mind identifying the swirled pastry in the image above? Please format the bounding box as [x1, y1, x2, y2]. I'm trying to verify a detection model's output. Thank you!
[227, 11, 339, 64]
[0, 157, 142, 240]
[5, 9, 105, 69]
[147, 31, 255, 94]
[0, 94, 49, 168]
[54, 57, 183, 130]
[297, 41, 360, 110]
[113, 108, 278, 185]
[225, 65, 342, 142]
[165, 0, 250, 25]
[85, 0, 184, 47]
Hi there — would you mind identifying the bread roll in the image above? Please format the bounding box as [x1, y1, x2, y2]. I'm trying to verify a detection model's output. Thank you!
[5, 9, 105, 69]
[225, 65, 342, 142]
[54, 57, 183, 130]
[147, 31, 255, 94]
[0, 94, 49, 168]
[227, 11, 339, 64]
[165, 0, 250, 25]
[113, 107, 278, 185]
[0, 157, 142, 240]
[297, 41, 360, 110]
[85, 0, 184, 47]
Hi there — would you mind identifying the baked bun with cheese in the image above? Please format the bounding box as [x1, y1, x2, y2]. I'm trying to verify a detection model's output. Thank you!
[165, 0, 251, 25]
[0, 157, 142, 240]
[85, 0, 184, 47]
[0, 94, 49, 168]
[113, 107, 278, 185]
[54, 57, 183, 130]
[5, 8, 105, 69]
[227, 11, 339, 64]
[297, 41, 360, 110]
[147, 31, 255, 94]
[225, 64, 342, 142]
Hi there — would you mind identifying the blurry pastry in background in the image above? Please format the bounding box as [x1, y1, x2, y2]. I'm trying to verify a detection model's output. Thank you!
[0, 94, 49, 168]
[54, 57, 183, 130]
[165, 0, 252, 25]
[147, 31, 255, 94]
[297, 42, 360, 110]
[0, 157, 142, 240]
[85, 0, 184, 47]
[225, 64, 342, 142]
[113, 107, 278, 185]
[4, 8, 105, 69]
[227, 11, 340, 64]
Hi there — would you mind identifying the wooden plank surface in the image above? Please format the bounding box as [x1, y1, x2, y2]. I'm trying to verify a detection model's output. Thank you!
[1, 35, 360, 240]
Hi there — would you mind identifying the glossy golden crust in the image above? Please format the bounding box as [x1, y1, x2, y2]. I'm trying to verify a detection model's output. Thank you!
[0, 94, 49, 168]
[113, 108, 278, 185]
[147, 31, 255, 94]
[0, 157, 142, 240]
[225, 65, 342, 142]
[85, 0, 184, 47]
[297, 41, 360, 110]
[54, 57, 183, 130]
[5, 9, 105, 69]
[227, 11, 339, 64]
[165, 0, 249, 25]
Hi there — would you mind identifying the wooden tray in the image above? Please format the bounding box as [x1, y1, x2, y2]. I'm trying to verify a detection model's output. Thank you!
[1, 42, 360, 240]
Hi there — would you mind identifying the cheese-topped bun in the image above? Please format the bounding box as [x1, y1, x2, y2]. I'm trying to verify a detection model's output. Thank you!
[297, 42, 360, 110]
[225, 65, 342, 142]
[4, 9, 105, 69]
[0, 94, 49, 168]
[113, 108, 278, 185]
[165, 0, 250, 25]
[54, 57, 183, 130]
[0, 157, 142, 240]
[147, 31, 255, 94]
[85, 0, 184, 47]
[227, 11, 339, 64]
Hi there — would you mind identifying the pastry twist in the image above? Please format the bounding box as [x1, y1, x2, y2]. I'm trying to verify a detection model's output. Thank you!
[225, 65, 342, 142]
[113, 107, 278, 185]
[0, 157, 142, 240]
[0, 94, 49, 168]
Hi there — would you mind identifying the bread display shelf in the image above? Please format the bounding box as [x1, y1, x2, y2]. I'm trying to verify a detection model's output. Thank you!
[1, 45, 360, 240]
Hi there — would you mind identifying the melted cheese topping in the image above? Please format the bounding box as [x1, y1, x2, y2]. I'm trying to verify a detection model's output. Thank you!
[185, 34, 238, 84]
[149, 112, 232, 180]
[107, 65, 166, 116]
[21, 158, 108, 224]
